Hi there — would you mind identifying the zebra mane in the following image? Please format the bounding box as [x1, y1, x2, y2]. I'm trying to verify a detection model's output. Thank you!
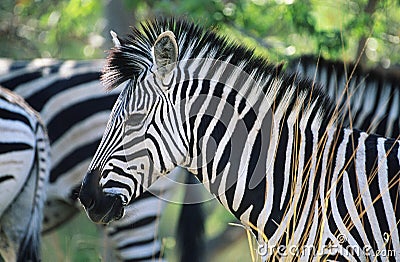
[102, 17, 334, 122]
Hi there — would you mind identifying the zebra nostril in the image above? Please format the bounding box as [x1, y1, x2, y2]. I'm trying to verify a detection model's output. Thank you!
[79, 169, 103, 210]
[87, 198, 95, 210]
[79, 192, 95, 210]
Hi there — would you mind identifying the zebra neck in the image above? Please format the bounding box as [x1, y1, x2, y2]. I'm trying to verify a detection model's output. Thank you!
[178, 72, 332, 234]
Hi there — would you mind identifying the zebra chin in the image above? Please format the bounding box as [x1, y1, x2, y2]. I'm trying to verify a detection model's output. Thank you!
[79, 169, 125, 224]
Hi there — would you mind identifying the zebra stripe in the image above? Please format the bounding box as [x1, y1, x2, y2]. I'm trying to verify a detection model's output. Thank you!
[0, 87, 50, 262]
[80, 18, 400, 261]
[289, 55, 400, 138]
[0, 59, 179, 261]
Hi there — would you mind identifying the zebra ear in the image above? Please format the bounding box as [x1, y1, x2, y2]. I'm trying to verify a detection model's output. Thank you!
[110, 30, 121, 48]
[152, 31, 178, 79]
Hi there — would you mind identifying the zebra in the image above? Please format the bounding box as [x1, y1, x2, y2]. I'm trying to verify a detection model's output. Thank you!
[289, 55, 400, 138]
[78, 18, 400, 261]
[0, 59, 205, 261]
[0, 87, 49, 261]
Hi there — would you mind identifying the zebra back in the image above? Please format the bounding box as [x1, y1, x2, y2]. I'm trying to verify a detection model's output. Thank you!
[289, 55, 400, 138]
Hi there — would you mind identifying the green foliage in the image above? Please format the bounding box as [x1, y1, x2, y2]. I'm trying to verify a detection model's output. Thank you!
[0, 0, 104, 59]
[42, 213, 102, 262]
[1, 0, 399, 65]
[130, 0, 399, 65]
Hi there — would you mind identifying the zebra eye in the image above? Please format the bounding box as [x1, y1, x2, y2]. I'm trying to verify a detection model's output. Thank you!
[125, 113, 146, 127]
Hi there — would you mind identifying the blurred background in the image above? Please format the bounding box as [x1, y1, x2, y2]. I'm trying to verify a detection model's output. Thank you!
[0, 0, 399, 261]
[1, 0, 399, 65]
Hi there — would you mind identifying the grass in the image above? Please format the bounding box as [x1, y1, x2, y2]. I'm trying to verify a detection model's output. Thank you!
[42, 213, 103, 262]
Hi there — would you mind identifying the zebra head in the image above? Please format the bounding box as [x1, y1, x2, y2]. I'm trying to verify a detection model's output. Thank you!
[79, 27, 187, 224]
[79, 18, 282, 224]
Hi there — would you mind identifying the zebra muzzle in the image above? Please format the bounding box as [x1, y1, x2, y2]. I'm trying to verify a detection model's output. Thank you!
[79, 169, 125, 224]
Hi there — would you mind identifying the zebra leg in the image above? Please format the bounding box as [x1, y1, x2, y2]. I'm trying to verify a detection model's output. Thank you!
[103, 196, 168, 261]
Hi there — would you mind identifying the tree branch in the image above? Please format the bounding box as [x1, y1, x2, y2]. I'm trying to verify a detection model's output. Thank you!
[355, 0, 379, 66]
